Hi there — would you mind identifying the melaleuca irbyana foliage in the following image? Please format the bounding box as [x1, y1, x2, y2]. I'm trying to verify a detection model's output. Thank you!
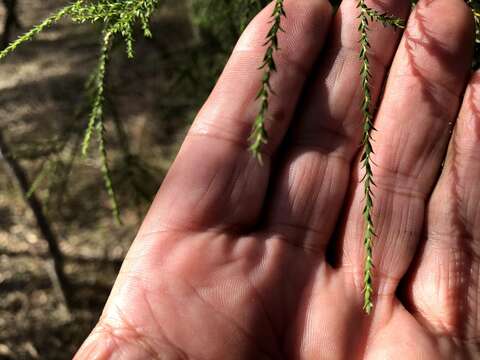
[249, 0, 285, 163]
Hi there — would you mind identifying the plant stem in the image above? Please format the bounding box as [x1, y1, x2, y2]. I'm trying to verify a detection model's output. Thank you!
[82, 30, 111, 156]
[249, 0, 285, 164]
[0, 2, 81, 60]
[357, 1, 404, 314]
[357, 0, 376, 315]
[82, 30, 121, 223]
[97, 117, 121, 224]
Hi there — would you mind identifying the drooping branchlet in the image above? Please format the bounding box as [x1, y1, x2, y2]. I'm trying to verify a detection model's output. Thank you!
[357, 0, 404, 314]
[249, 0, 285, 164]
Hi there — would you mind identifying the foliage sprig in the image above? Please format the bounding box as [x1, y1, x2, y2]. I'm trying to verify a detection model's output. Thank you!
[97, 113, 121, 223]
[0, 2, 79, 60]
[249, 0, 285, 164]
[82, 30, 111, 156]
[356, 0, 404, 315]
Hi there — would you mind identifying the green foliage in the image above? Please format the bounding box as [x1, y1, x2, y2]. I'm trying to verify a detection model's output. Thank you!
[356, 0, 404, 315]
[0, 3, 75, 60]
[68, 0, 160, 57]
[249, 0, 285, 163]
[97, 116, 121, 222]
[82, 30, 110, 157]
[72, 0, 160, 222]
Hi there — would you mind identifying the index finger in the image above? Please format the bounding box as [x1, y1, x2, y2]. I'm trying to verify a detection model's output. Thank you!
[138, 0, 333, 235]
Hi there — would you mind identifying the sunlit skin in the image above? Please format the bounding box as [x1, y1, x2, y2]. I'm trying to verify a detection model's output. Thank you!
[75, 0, 480, 358]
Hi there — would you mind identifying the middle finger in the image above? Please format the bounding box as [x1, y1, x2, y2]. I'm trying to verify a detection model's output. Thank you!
[338, 0, 474, 304]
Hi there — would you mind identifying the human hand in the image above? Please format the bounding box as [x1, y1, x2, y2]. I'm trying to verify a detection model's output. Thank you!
[75, 0, 479, 358]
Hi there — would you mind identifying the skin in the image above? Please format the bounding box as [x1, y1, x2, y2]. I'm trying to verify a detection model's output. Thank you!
[75, 0, 480, 358]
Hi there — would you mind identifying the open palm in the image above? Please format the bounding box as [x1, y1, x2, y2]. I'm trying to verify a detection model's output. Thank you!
[75, 0, 480, 358]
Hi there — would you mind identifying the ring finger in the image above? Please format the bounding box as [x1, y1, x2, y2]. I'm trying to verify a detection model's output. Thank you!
[338, 0, 474, 306]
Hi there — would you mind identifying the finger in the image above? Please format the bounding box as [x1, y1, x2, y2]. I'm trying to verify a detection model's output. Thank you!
[137, 0, 333, 235]
[265, 0, 411, 252]
[338, 0, 474, 300]
[404, 71, 480, 343]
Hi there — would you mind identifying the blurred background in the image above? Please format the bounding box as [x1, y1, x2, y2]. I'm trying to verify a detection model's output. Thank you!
[0, 0, 474, 359]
